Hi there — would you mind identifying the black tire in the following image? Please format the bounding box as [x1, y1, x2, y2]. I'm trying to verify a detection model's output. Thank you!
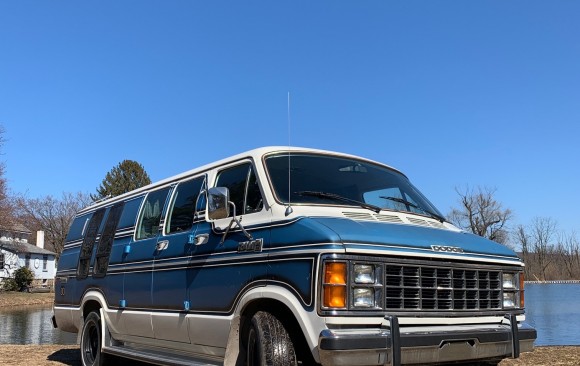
[80, 311, 110, 366]
[245, 311, 297, 366]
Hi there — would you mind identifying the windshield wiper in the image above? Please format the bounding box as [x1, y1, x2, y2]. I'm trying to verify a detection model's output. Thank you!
[297, 191, 382, 213]
[380, 196, 446, 223]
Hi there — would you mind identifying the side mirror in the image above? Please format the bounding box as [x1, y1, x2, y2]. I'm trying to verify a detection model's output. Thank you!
[208, 187, 230, 220]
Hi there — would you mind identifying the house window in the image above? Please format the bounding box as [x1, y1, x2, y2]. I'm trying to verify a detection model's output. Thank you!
[25, 255, 31, 268]
[0, 253, 4, 270]
[43, 255, 48, 271]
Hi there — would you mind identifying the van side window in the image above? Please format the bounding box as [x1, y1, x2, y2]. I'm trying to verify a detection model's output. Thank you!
[93, 202, 125, 277]
[136, 188, 171, 240]
[66, 213, 92, 243]
[166, 176, 206, 235]
[117, 196, 144, 231]
[77, 208, 106, 279]
[215, 163, 263, 216]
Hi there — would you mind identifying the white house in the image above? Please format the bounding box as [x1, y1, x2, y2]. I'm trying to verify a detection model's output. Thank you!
[0, 227, 57, 289]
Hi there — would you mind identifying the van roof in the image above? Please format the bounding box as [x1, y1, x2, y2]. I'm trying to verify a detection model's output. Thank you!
[80, 146, 403, 214]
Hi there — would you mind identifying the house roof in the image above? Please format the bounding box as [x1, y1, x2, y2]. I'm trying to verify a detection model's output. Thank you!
[0, 241, 56, 256]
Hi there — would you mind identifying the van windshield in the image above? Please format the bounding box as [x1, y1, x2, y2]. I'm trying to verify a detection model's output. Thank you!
[264, 153, 444, 220]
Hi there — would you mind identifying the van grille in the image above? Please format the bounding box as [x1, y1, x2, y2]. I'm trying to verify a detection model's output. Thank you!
[384, 264, 502, 310]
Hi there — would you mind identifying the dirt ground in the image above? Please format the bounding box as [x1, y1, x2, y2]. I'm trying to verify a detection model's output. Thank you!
[0, 345, 578, 365]
[0, 291, 54, 307]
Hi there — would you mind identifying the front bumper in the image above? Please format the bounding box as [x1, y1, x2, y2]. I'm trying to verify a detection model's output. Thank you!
[318, 315, 537, 366]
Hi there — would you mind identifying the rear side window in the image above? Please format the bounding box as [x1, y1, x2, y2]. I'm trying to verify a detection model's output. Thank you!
[77, 208, 106, 279]
[66, 213, 92, 243]
[136, 187, 171, 240]
[93, 202, 125, 277]
[166, 176, 206, 235]
[215, 163, 263, 216]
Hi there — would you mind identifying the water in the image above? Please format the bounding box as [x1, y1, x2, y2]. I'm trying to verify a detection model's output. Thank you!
[0, 284, 579, 346]
[525, 283, 580, 346]
[0, 305, 76, 345]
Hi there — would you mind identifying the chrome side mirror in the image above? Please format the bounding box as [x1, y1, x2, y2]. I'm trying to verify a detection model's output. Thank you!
[208, 187, 230, 220]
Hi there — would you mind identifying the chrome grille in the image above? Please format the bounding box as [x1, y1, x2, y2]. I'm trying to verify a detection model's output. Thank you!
[384, 264, 501, 310]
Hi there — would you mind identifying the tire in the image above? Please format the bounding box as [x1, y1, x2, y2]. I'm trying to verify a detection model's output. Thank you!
[245, 311, 297, 366]
[80, 311, 110, 366]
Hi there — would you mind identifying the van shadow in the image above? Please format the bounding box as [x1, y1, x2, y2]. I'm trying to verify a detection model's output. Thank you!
[47, 349, 150, 366]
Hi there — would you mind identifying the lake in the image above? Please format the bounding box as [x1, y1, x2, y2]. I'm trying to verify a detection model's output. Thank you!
[0, 284, 579, 345]
[0, 304, 76, 345]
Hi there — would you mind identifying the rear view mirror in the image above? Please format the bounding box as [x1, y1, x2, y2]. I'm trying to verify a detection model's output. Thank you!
[208, 187, 230, 220]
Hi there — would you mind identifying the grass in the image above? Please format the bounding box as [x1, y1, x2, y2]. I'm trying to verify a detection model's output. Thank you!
[0, 291, 54, 308]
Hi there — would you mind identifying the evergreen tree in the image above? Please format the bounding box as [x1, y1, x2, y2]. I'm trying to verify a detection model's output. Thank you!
[91, 160, 151, 201]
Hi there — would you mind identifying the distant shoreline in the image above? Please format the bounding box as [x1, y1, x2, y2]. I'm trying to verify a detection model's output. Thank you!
[525, 280, 580, 284]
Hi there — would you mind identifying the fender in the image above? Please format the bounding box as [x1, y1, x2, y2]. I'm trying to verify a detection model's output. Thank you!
[224, 285, 327, 365]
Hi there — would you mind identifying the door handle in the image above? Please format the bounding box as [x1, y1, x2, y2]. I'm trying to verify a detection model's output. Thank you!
[156, 240, 169, 251]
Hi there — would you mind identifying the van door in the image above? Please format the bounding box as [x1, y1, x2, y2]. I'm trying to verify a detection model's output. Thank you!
[186, 162, 271, 352]
[122, 187, 171, 340]
[150, 176, 206, 343]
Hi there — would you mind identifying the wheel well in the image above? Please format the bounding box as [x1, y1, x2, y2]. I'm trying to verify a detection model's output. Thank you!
[240, 299, 317, 365]
[83, 300, 102, 319]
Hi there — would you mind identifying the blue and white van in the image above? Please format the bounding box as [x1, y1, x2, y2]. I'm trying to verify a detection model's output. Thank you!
[53, 147, 536, 366]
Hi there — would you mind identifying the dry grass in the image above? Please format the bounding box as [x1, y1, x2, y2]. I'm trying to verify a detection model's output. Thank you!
[0, 291, 54, 308]
[500, 346, 580, 365]
[0, 345, 578, 365]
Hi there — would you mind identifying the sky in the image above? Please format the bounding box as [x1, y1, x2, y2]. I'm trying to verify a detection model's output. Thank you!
[1, 1, 579, 237]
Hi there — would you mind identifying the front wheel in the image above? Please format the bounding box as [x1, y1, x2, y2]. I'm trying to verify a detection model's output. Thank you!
[246, 311, 297, 366]
[80, 311, 110, 366]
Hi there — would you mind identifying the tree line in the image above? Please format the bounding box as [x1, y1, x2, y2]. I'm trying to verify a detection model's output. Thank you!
[1, 125, 577, 280]
[448, 186, 580, 281]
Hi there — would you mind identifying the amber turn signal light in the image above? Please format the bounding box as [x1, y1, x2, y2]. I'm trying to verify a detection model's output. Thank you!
[323, 262, 347, 308]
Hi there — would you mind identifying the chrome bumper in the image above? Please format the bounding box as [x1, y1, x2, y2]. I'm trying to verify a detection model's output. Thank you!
[318, 315, 537, 366]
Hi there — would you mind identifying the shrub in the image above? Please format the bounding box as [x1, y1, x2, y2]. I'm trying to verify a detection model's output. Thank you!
[14, 267, 34, 290]
[2, 278, 19, 291]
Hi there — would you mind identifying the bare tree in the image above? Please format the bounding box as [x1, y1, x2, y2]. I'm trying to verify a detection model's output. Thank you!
[0, 125, 16, 229]
[15, 192, 91, 260]
[555, 231, 579, 279]
[448, 186, 513, 246]
[514, 224, 533, 279]
[530, 217, 557, 281]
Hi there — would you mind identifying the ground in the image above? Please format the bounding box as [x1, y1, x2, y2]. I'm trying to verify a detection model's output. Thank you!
[0, 291, 54, 307]
[0, 346, 578, 365]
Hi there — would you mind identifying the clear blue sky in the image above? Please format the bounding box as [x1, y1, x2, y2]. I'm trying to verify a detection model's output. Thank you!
[1, 1, 579, 236]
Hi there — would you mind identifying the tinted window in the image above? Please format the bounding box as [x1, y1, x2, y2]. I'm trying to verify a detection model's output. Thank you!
[94, 202, 124, 277]
[215, 163, 263, 216]
[66, 213, 92, 242]
[77, 208, 106, 279]
[136, 188, 171, 240]
[118, 196, 144, 230]
[166, 176, 206, 234]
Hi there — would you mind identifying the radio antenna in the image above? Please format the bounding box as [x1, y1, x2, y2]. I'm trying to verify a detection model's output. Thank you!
[285, 92, 293, 216]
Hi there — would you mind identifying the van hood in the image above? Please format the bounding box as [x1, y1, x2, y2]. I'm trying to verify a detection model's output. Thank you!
[311, 217, 522, 265]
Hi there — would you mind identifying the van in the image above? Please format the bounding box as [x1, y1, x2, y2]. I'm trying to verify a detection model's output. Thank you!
[53, 147, 536, 366]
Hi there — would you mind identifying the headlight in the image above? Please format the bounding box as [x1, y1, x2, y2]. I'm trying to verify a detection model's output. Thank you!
[503, 292, 518, 308]
[503, 273, 517, 289]
[354, 264, 375, 284]
[353, 288, 375, 308]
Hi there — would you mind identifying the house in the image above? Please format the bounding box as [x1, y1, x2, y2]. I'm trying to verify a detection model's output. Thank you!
[0, 225, 57, 289]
